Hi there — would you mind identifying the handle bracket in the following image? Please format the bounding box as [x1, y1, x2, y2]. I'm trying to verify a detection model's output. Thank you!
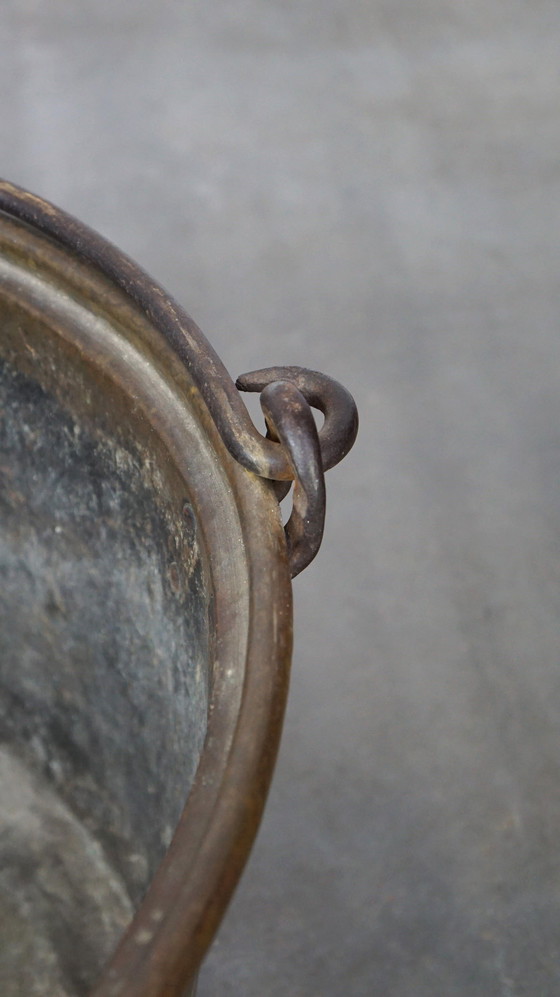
[236, 366, 358, 576]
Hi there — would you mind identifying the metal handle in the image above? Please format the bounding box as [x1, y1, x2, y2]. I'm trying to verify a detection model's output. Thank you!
[236, 367, 358, 576]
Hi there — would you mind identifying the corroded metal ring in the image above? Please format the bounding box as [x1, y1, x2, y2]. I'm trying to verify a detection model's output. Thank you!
[0, 181, 292, 481]
[236, 365, 359, 473]
[237, 366, 358, 575]
[259, 379, 326, 577]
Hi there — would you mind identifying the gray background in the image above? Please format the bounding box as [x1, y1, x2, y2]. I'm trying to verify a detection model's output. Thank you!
[3, 2, 560, 994]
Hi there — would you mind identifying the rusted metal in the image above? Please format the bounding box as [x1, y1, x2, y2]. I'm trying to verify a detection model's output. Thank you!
[0, 180, 357, 996]
[237, 366, 358, 575]
[236, 365, 359, 473]
[0, 180, 358, 577]
[0, 181, 358, 486]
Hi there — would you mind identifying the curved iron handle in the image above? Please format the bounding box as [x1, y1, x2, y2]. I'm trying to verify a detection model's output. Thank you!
[0, 179, 359, 575]
[236, 366, 358, 473]
[236, 367, 358, 576]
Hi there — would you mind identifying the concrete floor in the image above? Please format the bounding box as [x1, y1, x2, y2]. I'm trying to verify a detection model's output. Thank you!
[3, 2, 560, 994]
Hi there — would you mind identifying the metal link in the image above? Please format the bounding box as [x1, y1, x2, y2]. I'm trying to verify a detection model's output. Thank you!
[236, 366, 359, 472]
[237, 366, 358, 576]
[258, 380, 325, 577]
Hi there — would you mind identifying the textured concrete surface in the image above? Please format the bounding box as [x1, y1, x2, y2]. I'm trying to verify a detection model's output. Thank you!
[2, 2, 560, 994]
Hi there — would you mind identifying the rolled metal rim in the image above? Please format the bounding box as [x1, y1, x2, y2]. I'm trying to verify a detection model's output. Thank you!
[0, 180, 293, 996]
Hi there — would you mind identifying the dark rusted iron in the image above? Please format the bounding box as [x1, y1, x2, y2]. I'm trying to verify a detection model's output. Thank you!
[0, 180, 358, 577]
[236, 365, 358, 575]
[236, 365, 359, 473]
[0, 180, 357, 996]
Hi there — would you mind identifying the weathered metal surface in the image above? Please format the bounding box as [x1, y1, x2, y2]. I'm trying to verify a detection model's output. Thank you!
[237, 366, 358, 575]
[0, 181, 356, 996]
[0, 180, 359, 486]
[236, 365, 359, 474]
[0, 181, 358, 578]
[0, 291, 209, 995]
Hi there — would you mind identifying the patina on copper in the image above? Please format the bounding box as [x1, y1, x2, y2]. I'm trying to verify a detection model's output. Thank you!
[0, 180, 357, 996]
